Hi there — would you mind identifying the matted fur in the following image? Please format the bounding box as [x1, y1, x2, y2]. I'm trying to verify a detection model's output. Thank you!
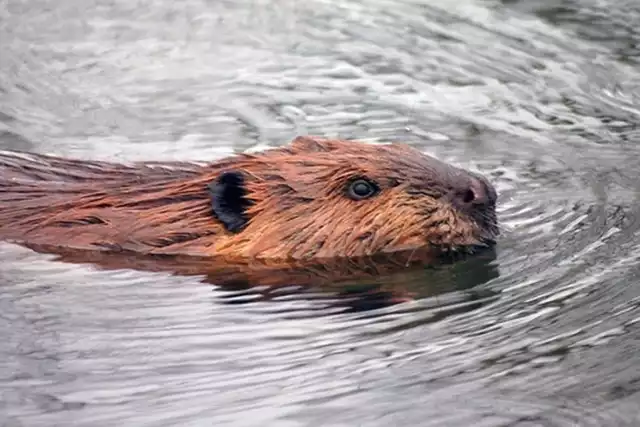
[0, 136, 498, 261]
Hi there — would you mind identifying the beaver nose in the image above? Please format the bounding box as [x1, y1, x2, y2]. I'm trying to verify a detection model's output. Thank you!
[452, 173, 496, 210]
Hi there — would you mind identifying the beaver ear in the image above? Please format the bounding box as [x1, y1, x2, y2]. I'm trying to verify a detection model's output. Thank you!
[207, 171, 252, 233]
[290, 136, 333, 153]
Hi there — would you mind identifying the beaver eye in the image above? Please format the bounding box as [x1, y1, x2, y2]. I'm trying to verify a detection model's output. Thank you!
[347, 178, 379, 201]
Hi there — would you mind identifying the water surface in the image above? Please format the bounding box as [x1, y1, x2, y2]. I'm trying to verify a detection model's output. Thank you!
[2, 0, 640, 425]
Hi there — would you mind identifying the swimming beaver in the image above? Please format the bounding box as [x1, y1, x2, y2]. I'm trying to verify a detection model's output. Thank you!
[0, 136, 498, 261]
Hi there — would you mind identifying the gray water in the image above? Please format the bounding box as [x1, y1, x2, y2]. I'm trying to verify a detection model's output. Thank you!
[2, 0, 640, 425]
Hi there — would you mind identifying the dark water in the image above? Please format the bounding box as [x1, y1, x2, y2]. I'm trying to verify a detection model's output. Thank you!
[2, 0, 640, 425]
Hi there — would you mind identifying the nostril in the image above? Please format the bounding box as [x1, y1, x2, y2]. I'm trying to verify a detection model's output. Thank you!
[461, 188, 476, 204]
[450, 173, 496, 210]
[457, 177, 488, 207]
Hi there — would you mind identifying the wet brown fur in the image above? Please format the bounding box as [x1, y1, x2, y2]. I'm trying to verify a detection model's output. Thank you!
[0, 136, 498, 261]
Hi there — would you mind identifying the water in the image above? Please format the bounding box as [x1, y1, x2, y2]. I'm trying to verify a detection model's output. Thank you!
[2, 0, 640, 425]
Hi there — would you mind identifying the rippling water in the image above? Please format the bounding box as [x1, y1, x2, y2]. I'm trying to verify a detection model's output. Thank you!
[2, 0, 640, 425]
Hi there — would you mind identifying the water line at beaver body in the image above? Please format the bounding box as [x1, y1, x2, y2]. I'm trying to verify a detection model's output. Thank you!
[2, 0, 640, 426]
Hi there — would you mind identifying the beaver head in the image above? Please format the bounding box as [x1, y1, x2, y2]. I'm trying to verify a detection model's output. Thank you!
[0, 136, 498, 261]
[207, 136, 498, 259]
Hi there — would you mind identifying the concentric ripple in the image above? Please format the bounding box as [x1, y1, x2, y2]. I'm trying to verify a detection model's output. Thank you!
[2, 0, 640, 426]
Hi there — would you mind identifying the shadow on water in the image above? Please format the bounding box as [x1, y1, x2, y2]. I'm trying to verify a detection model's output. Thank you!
[25, 244, 501, 315]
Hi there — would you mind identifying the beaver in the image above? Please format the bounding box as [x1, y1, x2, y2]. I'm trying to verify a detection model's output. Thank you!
[0, 136, 499, 261]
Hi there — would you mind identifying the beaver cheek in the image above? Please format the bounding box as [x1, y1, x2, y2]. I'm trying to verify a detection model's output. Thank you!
[207, 171, 253, 233]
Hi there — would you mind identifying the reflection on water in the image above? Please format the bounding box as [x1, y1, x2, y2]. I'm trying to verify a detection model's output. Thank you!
[2, 0, 640, 425]
[25, 244, 501, 314]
